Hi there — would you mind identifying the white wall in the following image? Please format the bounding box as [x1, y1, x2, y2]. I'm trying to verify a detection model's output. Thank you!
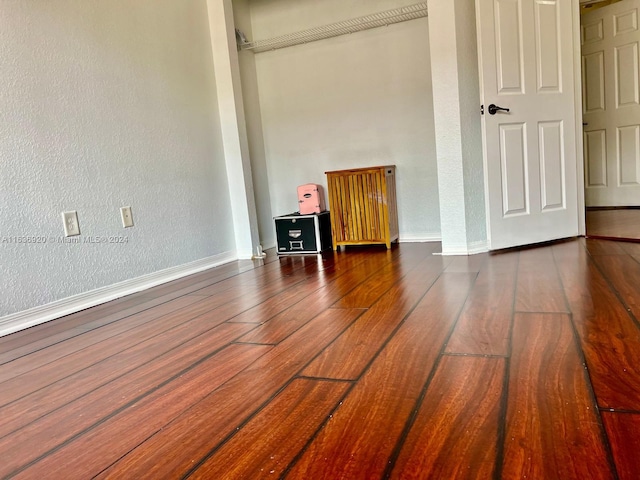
[207, 0, 260, 259]
[247, 0, 441, 241]
[233, 0, 274, 248]
[428, 0, 486, 254]
[456, 0, 486, 246]
[0, 0, 235, 317]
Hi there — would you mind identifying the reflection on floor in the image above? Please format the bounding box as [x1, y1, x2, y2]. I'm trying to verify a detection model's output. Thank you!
[586, 208, 640, 241]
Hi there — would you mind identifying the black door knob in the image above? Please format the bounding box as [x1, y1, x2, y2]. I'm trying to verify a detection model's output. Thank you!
[488, 104, 510, 115]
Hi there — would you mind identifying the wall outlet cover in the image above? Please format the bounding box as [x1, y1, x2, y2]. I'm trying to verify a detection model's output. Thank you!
[120, 206, 134, 228]
[62, 211, 80, 236]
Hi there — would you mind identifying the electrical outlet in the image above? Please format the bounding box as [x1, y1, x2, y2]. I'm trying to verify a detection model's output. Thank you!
[120, 206, 134, 228]
[62, 211, 80, 236]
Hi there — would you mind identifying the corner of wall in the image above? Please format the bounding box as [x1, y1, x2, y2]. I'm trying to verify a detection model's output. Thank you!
[207, 0, 261, 258]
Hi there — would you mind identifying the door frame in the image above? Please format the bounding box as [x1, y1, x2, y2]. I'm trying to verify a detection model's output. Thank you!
[573, 0, 587, 236]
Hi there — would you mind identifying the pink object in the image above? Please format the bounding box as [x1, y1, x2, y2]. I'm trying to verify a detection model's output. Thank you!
[297, 184, 326, 214]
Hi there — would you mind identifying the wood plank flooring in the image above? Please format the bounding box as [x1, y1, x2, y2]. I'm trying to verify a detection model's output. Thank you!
[586, 208, 640, 241]
[1, 239, 640, 478]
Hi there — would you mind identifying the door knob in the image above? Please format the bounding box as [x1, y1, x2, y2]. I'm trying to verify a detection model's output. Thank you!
[488, 104, 510, 115]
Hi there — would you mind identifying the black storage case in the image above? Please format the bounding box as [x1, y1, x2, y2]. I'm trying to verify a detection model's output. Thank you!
[275, 211, 331, 255]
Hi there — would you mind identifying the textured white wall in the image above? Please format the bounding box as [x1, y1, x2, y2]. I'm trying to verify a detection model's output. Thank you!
[455, 0, 486, 246]
[0, 0, 235, 316]
[428, 0, 486, 253]
[208, 0, 260, 258]
[234, 0, 275, 248]
[249, 0, 441, 241]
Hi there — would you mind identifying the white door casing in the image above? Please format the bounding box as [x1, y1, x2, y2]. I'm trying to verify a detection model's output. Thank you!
[477, 0, 580, 250]
[582, 0, 640, 206]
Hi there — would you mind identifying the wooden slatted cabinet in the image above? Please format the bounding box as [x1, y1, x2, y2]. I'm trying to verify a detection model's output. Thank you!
[325, 165, 399, 250]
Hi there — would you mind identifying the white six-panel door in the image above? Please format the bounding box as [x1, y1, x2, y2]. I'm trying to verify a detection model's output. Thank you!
[477, 0, 579, 250]
[582, 0, 640, 206]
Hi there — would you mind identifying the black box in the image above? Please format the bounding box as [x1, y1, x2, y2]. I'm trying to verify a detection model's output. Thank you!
[275, 211, 331, 254]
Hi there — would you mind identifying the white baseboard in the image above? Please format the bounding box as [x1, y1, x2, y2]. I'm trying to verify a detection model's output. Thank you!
[437, 240, 489, 256]
[0, 250, 237, 338]
[398, 233, 442, 243]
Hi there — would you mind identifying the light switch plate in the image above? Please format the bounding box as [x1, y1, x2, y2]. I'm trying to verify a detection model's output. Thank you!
[62, 211, 80, 236]
[120, 206, 134, 228]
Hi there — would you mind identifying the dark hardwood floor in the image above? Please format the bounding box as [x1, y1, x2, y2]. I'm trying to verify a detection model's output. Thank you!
[586, 208, 640, 242]
[1, 238, 639, 479]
